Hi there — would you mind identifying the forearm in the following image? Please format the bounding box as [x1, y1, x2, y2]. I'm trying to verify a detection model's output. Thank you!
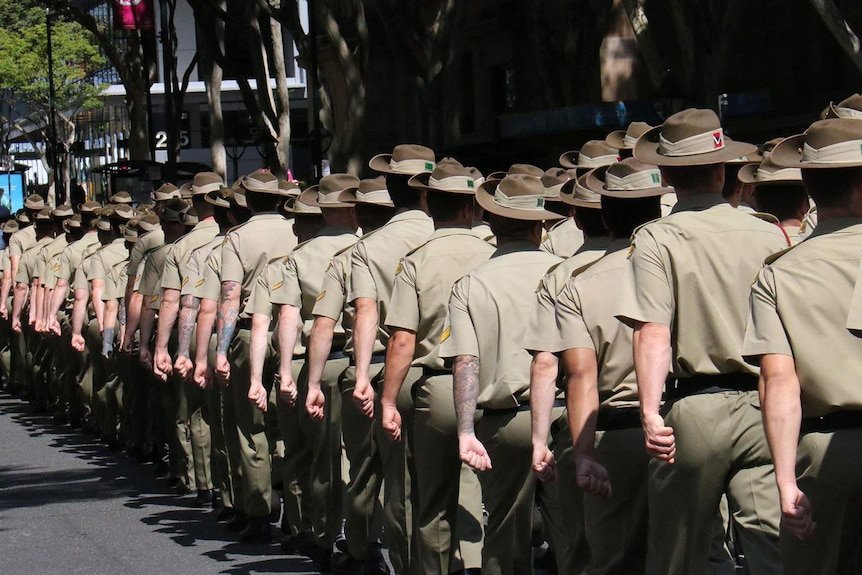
[48, 278, 69, 319]
[760, 355, 802, 489]
[453, 354, 480, 435]
[276, 305, 300, 374]
[155, 288, 180, 354]
[306, 316, 336, 388]
[563, 349, 600, 459]
[529, 351, 559, 448]
[195, 299, 217, 366]
[216, 281, 240, 355]
[249, 312, 273, 385]
[34, 284, 45, 325]
[10, 255, 20, 283]
[124, 292, 143, 342]
[633, 321, 672, 417]
[381, 329, 415, 405]
[12, 283, 27, 321]
[176, 294, 200, 359]
[71, 289, 88, 336]
[1, 269, 12, 304]
[90, 280, 106, 329]
[27, 282, 38, 322]
[140, 307, 156, 350]
[352, 297, 379, 381]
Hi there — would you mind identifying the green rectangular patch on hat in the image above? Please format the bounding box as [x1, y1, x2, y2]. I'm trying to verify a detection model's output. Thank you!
[467, 180, 474, 189]
[651, 173, 660, 184]
[425, 162, 434, 171]
[537, 198, 545, 208]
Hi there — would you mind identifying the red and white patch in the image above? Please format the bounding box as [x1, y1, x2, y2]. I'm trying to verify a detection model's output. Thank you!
[712, 131, 723, 148]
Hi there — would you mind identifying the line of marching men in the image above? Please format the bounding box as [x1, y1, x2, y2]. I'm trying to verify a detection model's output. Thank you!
[3, 94, 862, 575]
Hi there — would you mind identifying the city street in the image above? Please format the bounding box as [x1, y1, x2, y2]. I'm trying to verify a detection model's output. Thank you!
[0, 392, 319, 575]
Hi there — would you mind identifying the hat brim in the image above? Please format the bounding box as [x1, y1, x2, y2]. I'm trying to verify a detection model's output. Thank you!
[368, 153, 394, 174]
[633, 126, 759, 167]
[204, 190, 230, 208]
[559, 179, 602, 209]
[299, 186, 355, 208]
[605, 130, 629, 150]
[584, 166, 674, 198]
[475, 180, 564, 222]
[559, 151, 578, 169]
[335, 188, 394, 207]
[407, 173, 475, 195]
[770, 133, 862, 169]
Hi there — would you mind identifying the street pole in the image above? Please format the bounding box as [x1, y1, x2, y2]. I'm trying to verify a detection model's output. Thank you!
[307, 0, 323, 183]
[46, 8, 64, 204]
[159, 0, 176, 182]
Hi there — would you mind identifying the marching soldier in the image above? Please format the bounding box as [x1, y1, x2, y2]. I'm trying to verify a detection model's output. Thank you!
[738, 157, 810, 245]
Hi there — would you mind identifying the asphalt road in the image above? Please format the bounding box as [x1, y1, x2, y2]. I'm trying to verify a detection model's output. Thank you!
[0, 392, 320, 575]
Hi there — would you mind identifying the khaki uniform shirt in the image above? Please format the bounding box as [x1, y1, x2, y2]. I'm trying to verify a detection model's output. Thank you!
[220, 213, 297, 317]
[9, 225, 36, 259]
[88, 238, 128, 283]
[782, 224, 805, 246]
[745, 218, 862, 417]
[0, 248, 9, 273]
[73, 239, 105, 292]
[44, 233, 98, 290]
[15, 236, 53, 285]
[102, 257, 130, 302]
[196, 244, 224, 303]
[312, 243, 365, 356]
[128, 229, 164, 288]
[471, 222, 495, 244]
[525, 236, 612, 354]
[348, 209, 434, 346]
[440, 242, 562, 409]
[34, 235, 68, 280]
[182, 236, 224, 299]
[138, 243, 172, 311]
[386, 228, 495, 370]
[616, 194, 788, 380]
[540, 217, 584, 257]
[161, 219, 220, 292]
[553, 240, 639, 410]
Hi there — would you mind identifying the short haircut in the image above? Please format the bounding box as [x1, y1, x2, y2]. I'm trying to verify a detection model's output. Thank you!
[544, 201, 572, 218]
[386, 174, 423, 209]
[244, 190, 281, 213]
[722, 164, 745, 200]
[574, 207, 608, 237]
[356, 203, 395, 231]
[601, 196, 661, 239]
[802, 167, 862, 209]
[426, 191, 473, 222]
[661, 164, 723, 192]
[489, 213, 540, 239]
[192, 194, 215, 219]
[753, 185, 809, 222]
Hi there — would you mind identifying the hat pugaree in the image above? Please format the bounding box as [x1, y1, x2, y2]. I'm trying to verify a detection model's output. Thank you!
[369, 144, 436, 175]
[475, 174, 565, 221]
[584, 158, 674, 199]
[606, 122, 654, 150]
[65, 214, 83, 231]
[540, 167, 575, 203]
[160, 198, 191, 223]
[633, 109, 757, 166]
[24, 194, 45, 211]
[109, 191, 132, 204]
[337, 176, 394, 207]
[282, 195, 322, 216]
[826, 94, 862, 120]
[738, 157, 803, 186]
[409, 158, 478, 195]
[241, 170, 289, 195]
[303, 174, 361, 208]
[35, 208, 53, 221]
[279, 179, 301, 198]
[560, 174, 602, 209]
[2, 220, 19, 234]
[204, 187, 232, 209]
[78, 201, 101, 214]
[770, 118, 862, 169]
[192, 172, 224, 197]
[560, 140, 621, 172]
[137, 213, 161, 233]
[53, 204, 74, 218]
[153, 183, 180, 202]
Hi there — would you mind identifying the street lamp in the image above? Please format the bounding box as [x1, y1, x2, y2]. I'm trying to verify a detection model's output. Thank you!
[46, 8, 64, 204]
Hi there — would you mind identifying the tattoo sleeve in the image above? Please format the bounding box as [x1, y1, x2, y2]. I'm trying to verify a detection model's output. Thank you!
[177, 294, 200, 358]
[118, 300, 127, 326]
[216, 280, 240, 355]
[453, 354, 481, 435]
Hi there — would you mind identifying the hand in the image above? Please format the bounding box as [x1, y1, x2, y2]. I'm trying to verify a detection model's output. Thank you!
[119, 338, 133, 355]
[139, 348, 154, 371]
[0, 304, 7, 320]
[47, 318, 61, 336]
[174, 355, 194, 380]
[27, 312, 36, 326]
[459, 433, 492, 471]
[35, 320, 46, 333]
[12, 317, 22, 334]
[575, 455, 612, 498]
[193, 361, 212, 390]
[642, 412, 676, 463]
[248, 381, 268, 412]
[779, 483, 816, 540]
[215, 354, 230, 386]
[154, 349, 172, 381]
[71, 333, 85, 352]
[305, 383, 326, 421]
[381, 401, 402, 442]
[531, 444, 557, 484]
[278, 371, 297, 407]
[352, 375, 375, 418]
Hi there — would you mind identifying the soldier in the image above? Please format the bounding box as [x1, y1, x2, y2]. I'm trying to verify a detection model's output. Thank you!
[380, 158, 493, 575]
[616, 108, 787, 575]
[214, 169, 298, 543]
[0, 220, 19, 387]
[350, 144, 436, 574]
[738, 157, 810, 245]
[605, 121, 654, 159]
[745, 118, 862, 574]
[441, 173, 564, 575]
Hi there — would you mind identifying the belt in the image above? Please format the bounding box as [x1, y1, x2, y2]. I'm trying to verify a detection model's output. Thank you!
[421, 367, 450, 378]
[664, 373, 758, 401]
[482, 397, 566, 416]
[596, 408, 641, 431]
[800, 410, 862, 434]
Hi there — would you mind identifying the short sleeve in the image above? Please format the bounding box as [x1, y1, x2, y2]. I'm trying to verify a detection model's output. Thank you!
[246, 266, 275, 317]
[347, 240, 377, 302]
[197, 250, 223, 302]
[439, 275, 478, 359]
[313, 256, 347, 321]
[555, 280, 595, 353]
[742, 266, 793, 361]
[9, 234, 23, 258]
[220, 233, 244, 284]
[615, 230, 673, 327]
[182, 247, 203, 298]
[523, 265, 563, 353]
[87, 253, 107, 282]
[270, 255, 302, 308]
[160, 244, 183, 291]
[384, 257, 419, 331]
[847, 257, 862, 332]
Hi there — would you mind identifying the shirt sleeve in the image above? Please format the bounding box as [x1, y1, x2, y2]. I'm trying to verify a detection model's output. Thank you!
[555, 279, 595, 353]
[439, 275, 478, 359]
[197, 249, 223, 302]
[270, 255, 302, 308]
[847, 257, 862, 332]
[615, 229, 674, 328]
[313, 256, 347, 321]
[87, 253, 107, 282]
[160, 244, 183, 291]
[523, 264, 563, 353]
[742, 266, 793, 361]
[14, 255, 30, 285]
[384, 257, 420, 331]
[347, 240, 377, 302]
[9, 234, 23, 258]
[220, 232, 245, 285]
[246, 265, 274, 317]
[182, 247, 203, 298]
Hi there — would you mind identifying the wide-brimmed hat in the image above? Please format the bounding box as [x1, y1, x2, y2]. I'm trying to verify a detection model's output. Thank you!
[606, 122, 654, 150]
[24, 194, 45, 210]
[560, 140, 620, 172]
[15, 210, 30, 224]
[179, 207, 199, 226]
[192, 172, 224, 197]
[468, 167, 485, 187]
[633, 109, 757, 166]
[109, 191, 132, 204]
[760, 137, 785, 159]
[137, 213, 161, 233]
[282, 194, 322, 216]
[53, 204, 74, 218]
[64, 214, 83, 231]
[408, 158, 477, 195]
[78, 201, 101, 214]
[584, 159, 674, 198]
[826, 94, 862, 120]
[159, 198, 191, 223]
[177, 182, 193, 200]
[2, 220, 19, 234]
[725, 151, 764, 165]
[153, 183, 180, 202]
[738, 157, 803, 186]
[560, 174, 602, 209]
[241, 170, 289, 195]
[123, 224, 139, 243]
[204, 187, 232, 208]
[475, 174, 565, 221]
[770, 118, 862, 169]
[337, 176, 394, 207]
[540, 168, 576, 203]
[279, 179, 301, 198]
[34, 208, 53, 222]
[303, 174, 361, 207]
[113, 204, 135, 221]
[96, 205, 125, 231]
[369, 144, 436, 175]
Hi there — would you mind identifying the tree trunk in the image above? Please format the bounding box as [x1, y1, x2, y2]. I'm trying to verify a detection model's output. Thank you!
[269, 17, 291, 177]
[199, 33, 226, 179]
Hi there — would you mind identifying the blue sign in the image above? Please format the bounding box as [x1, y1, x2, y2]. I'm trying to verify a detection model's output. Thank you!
[0, 172, 25, 213]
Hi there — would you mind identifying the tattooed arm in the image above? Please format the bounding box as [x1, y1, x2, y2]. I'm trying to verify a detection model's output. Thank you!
[174, 294, 200, 380]
[215, 280, 240, 384]
[454, 354, 491, 471]
[154, 287, 180, 378]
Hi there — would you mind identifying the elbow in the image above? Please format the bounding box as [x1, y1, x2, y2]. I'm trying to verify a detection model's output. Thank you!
[530, 351, 559, 380]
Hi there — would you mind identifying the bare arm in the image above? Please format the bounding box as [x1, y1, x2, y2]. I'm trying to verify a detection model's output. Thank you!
[27, 279, 39, 326]
[102, 299, 119, 358]
[154, 287, 181, 377]
[193, 298, 217, 388]
[70, 287, 89, 351]
[47, 277, 69, 334]
[11, 282, 28, 332]
[0, 267, 11, 318]
[174, 294, 200, 379]
[305, 315, 336, 420]
[122, 292, 143, 352]
[351, 296, 379, 417]
[529, 351, 559, 482]
[380, 328, 416, 442]
[90, 279, 106, 331]
[760, 353, 814, 540]
[215, 280, 241, 383]
[633, 321, 675, 463]
[248, 311, 273, 411]
[276, 304, 300, 404]
[139, 306, 156, 372]
[454, 354, 490, 471]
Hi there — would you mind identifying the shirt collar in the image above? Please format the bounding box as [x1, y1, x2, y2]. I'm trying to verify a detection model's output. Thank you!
[670, 193, 727, 214]
[806, 217, 862, 238]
